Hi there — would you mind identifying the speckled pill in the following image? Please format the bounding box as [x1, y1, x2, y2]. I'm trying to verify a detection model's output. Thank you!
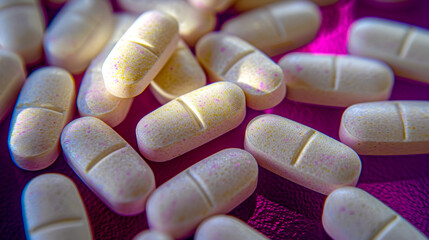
[77, 14, 136, 127]
[118, 0, 216, 46]
[196, 33, 285, 110]
[8, 67, 75, 171]
[0, 0, 45, 64]
[44, 0, 113, 74]
[136, 82, 246, 162]
[187, 0, 235, 13]
[339, 101, 429, 155]
[221, 1, 321, 57]
[133, 230, 173, 240]
[232, 0, 338, 12]
[61, 117, 156, 216]
[0, 50, 26, 124]
[146, 148, 258, 239]
[22, 173, 93, 240]
[348, 17, 429, 84]
[244, 114, 361, 195]
[279, 53, 394, 107]
[323, 187, 428, 240]
[195, 215, 269, 240]
[102, 10, 180, 98]
[150, 40, 206, 104]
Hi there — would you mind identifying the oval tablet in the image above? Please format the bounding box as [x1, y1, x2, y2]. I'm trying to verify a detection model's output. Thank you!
[323, 187, 427, 240]
[348, 17, 429, 84]
[244, 114, 361, 195]
[196, 33, 285, 110]
[136, 82, 246, 162]
[0, 50, 26, 124]
[61, 117, 155, 216]
[118, 0, 216, 46]
[22, 173, 93, 240]
[279, 53, 394, 107]
[77, 14, 136, 127]
[102, 10, 180, 98]
[0, 0, 45, 64]
[133, 230, 173, 240]
[195, 215, 269, 240]
[150, 40, 206, 104]
[187, 0, 235, 13]
[146, 148, 258, 239]
[221, 1, 321, 56]
[232, 0, 338, 12]
[44, 0, 113, 74]
[340, 101, 429, 155]
[8, 67, 75, 171]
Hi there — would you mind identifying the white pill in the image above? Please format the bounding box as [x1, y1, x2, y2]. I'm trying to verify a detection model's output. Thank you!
[61, 116, 156, 216]
[44, 0, 113, 74]
[0, 0, 45, 64]
[323, 187, 427, 240]
[8, 67, 75, 171]
[133, 230, 173, 240]
[102, 10, 179, 98]
[118, 0, 216, 46]
[245, 114, 361, 195]
[146, 148, 258, 239]
[348, 17, 429, 84]
[187, 0, 235, 13]
[222, 1, 321, 56]
[279, 53, 394, 107]
[340, 101, 429, 155]
[136, 82, 246, 162]
[149, 40, 206, 104]
[196, 33, 286, 110]
[22, 173, 92, 240]
[233, 0, 338, 12]
[0, 50, 26, 124]
[195, 215, 269, 240]
[77, 14, 136, 127]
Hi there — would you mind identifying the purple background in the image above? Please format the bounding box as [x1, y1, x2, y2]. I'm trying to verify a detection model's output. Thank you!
[1, 0, 429, 239]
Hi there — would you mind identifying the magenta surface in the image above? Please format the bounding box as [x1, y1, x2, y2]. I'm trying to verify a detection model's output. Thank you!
[1, 0, 428, 239]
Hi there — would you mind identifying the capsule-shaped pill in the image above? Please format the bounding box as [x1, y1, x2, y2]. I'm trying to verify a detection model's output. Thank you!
[0, 0, 45, 64]
[232, 0, 338, 12]
[348, 18, 429, 84]
[133, 230, 173, 240]
[340, 101, 429, 155]
[187, 0, 235, 13]
[146, 148, 258, 239]
[323, 187, 427, 240]
[279, 53, 394, 107]
[136, 82, 246, 162]
[0, 50, 26, 124]
[8, 67, 75, 171]
[195, 215, 269, 240]
[245, 114, 361, 195]
[222, 1, 321, 56]
[44, 0, 113, 74]
[102, 10, 180, 98]
[77, 14, 136, 127]
[150, 40, 206, 104]
[22, 173, 93, 240]
[118, 0, 216, 46]
[196, 33, 285, 110]
[61, 117, 156, 216]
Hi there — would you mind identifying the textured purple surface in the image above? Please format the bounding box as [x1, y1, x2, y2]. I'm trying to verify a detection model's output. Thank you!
[1, 0, 429, 239]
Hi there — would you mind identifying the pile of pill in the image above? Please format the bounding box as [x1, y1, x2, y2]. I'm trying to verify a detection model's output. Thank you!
[0, 0, 428, 239]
